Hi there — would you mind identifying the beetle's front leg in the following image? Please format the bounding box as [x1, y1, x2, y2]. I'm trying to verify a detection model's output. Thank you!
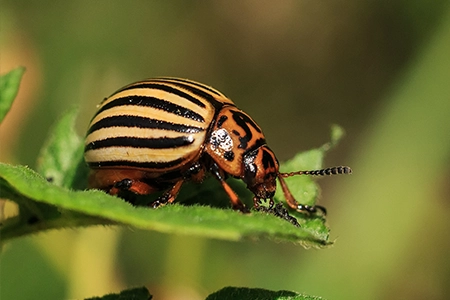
[277, 175, 326, 215]
[89, 169, 158, 196]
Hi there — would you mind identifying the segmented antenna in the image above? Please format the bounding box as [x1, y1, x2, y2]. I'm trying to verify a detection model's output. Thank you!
[279, 166, 352, 178]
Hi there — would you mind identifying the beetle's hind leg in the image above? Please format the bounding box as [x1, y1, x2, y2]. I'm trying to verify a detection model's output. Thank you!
[89, 169, 158, 196]
[150, 180, 184, 208]
[110, 178, 158, 196]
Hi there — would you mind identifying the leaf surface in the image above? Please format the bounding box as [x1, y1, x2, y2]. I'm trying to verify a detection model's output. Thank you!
[0, 67, 25, 123]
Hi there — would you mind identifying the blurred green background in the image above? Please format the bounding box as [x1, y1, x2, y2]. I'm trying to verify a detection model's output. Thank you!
[1, 1, 450, 299]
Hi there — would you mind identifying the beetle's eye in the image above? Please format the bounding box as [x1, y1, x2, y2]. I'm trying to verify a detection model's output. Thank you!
[255, 146, 279, 179]
[241, 146, 278, 199]
[243, 150, 258, 184]
[242, 146, 279, 185]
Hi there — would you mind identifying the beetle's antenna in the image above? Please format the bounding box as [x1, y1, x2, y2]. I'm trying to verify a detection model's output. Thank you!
[279, 166, 352, 178]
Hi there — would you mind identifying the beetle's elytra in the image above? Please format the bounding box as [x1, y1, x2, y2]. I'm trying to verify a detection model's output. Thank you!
[84, 77, 351, 213]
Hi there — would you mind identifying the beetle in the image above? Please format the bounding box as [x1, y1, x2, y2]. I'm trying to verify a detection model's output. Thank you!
[84, 77, 351, 213]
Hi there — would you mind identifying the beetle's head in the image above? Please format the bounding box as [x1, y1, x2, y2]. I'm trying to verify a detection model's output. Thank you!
[242, 145, 279, 199]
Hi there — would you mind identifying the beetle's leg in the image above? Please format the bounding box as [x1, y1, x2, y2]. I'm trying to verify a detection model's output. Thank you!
[220, 179, 249, 213]
[268, 198, 275, 209]
[110, 178, 157, 195]
[185, 162, 206, 183]
[150, 180, 184, 208]
[277, 175, 326, 215]
[89, 169, 158, 195]
[210, 163, 250, 213]
[296, 204, 327, 215]
[110, 178, 132, 195]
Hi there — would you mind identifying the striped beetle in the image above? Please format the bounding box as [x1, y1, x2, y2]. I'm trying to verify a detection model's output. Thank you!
[85, 78, 351, 213]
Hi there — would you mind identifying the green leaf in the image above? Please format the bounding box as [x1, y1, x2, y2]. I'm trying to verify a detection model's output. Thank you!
[0, 162, 330, 246]
[206, 286, 325, 300]
[85, 287, 152, 300]
[0, 108, 347, 246]
[36, 107, 89, 189]
[0, 67, 25, 123]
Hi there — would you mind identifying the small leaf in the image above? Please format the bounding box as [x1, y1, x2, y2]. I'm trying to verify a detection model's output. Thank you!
[322, 124, 346, 152]
[85, 287, 152, 300]
[277, 149, 324, 207]
[329, 124, 346, 147]
[0, 67, 25, 123]
[276, 127, 345, 207]
[206, 286, 325, 300]
[36, 107, 88, 189]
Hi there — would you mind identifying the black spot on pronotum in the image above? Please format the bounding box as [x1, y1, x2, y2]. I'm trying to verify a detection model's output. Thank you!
[261, 149, 276, 169]
[224, 151, 235, 161]
[217, 115, 228, 128]
[229, 110, 261, 149]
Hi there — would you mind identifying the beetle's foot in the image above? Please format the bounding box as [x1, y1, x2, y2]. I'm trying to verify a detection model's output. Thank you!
[150, 194, 170, 209]
[150, 200, 162, 208]
[297, 204, 327, 216]
[114, 178, 132, 189]
[254, 201, 300, 227]
[110, 178, 133, 195]
[273, 203, 300, 227]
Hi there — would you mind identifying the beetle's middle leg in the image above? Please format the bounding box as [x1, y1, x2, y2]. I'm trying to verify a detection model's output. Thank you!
[89, 169, 158, 195]
[210, 162, 250, 213]
[150, 180, 184, 208]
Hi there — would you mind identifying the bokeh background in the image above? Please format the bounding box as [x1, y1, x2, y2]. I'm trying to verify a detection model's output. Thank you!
[1, 1, 450, 299]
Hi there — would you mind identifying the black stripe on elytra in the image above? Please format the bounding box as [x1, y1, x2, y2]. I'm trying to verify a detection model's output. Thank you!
[94, 96, 205, 123]
[163, 80, 228, 111]
[87, 115, 204, 135]
[87, 158, 184, 170]
[114, 83, 207, 109]
[85, 136, 194, 152]
[157, 78, 223, 97]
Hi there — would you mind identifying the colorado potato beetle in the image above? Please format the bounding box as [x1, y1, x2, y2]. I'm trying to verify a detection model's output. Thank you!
[84, 78, 351, 213]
